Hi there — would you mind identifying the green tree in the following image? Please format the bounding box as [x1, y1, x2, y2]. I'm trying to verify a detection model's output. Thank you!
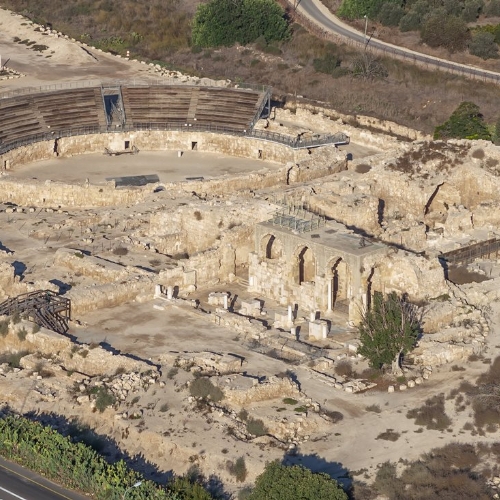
[485, 0, 500, 16]
[462, 0, 484, 21]
[399, 11, 421, 31]
[420, 14, 470, 52]
[357, 292, 420, 373]
[248, 461, 348, 500]
[469, 31, 499, 59]
[337, 0, 399, 19]
[191, 0, 289, 48]
[378, 2, 405, 25]
[434, 101, 492, 140]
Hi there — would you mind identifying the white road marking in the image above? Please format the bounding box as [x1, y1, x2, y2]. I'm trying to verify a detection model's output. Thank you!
[0, 486, 28, 500]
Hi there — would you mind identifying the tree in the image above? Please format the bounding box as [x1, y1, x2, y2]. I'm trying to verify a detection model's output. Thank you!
[191, 0, 289, 48]
[434, 101, 492, 140]
[337, 0, 399, 19]
[469, 31, 499, 59]
[248, 461, 348, 500]
[485, 0, 500, 17]
[420, 14, 470, 52]
[357, 292, 420, 373]
[378, 2, 405, 25]
[350, 52, 388, 79]
[462, 0, 484, 21]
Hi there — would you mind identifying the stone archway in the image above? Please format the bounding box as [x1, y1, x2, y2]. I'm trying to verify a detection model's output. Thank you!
[327, 257, 349, 311]
[260, 234, 283, 260]
[295, 246, 316, 284]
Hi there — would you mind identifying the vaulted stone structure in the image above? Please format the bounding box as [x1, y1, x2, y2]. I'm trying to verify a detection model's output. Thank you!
[249, 214, 388, 324]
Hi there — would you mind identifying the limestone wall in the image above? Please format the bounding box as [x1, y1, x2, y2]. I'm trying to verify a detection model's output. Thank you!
[0, 177, 148, 208]
[1, 130, 319, 170]
[0, 320, 153, 376]
[281, 103, 428, 143]
[66, 277, 155, 316]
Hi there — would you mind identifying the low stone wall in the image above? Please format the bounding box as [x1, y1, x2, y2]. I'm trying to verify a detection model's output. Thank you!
[1, 130, 309, 170]
[66, 277, 155, 316]
[0, 130, 346, 206]
[283, 103, 428, 142]
[0, 320, 152, 376]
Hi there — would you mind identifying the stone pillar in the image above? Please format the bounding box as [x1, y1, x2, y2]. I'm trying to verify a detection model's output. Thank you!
[322, 323, 329, 338]
[288, 305, 293, 322]
[167, 286, 174, 300]
[154, 284, 162, 298]
[310, 311, 316, 322]
[327, 280, 333, 311]
[223, 294, 229, 310]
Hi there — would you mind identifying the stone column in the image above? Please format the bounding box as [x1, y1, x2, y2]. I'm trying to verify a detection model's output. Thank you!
[327, 280, 333, 311]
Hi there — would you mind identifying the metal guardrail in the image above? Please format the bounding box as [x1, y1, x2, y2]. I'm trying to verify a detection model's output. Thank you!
[0, 79, 270, 99]
[0, 123, 349, 155]
[440, 238, 500, 266]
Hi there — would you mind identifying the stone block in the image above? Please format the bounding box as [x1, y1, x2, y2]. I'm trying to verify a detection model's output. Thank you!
[308, 320, 329, 340]
[407, 380, 415, 388]
[388, 385, 395, 393]
[399, 384, 407, 391]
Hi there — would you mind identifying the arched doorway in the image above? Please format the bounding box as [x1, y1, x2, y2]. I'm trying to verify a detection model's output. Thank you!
[328, 258, 349, 311]
[296, 246, 316, 284]
[261, 234, 283, 260]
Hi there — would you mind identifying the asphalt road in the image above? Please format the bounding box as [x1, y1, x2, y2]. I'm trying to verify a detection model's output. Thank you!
[0, 457, 89, 500]
[296, 0, 500, 84]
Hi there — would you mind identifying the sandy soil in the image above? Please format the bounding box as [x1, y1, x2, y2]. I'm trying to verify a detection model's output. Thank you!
[0, 5, 499, 498]
[5, 151, 280, 184]
[0, 8, 155, 90]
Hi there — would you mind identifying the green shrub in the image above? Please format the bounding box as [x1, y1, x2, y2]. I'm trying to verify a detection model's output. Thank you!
[420, 14, 470, 53]
[228, 456, 248, 482]
[17, 328, 28, 342]
[246, 418, 267, 437]
[0, 320, 9, 337]
[469, 31, 499, 60]
[248, 461, 347, 499]
[0, 413, 213, 498]
[399, 11, 421, 32]
[313, 52, 342, 75]
[434, 101, 492, 141]
[283, 397, 298, 405]
[378, 2, 404, 26]
[189, 377, 224, 402]
[192, 0, 290, 48]
[94, 387, 116, 413]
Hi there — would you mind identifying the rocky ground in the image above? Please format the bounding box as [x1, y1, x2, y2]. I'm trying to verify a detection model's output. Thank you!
[1, 6, 500, 499]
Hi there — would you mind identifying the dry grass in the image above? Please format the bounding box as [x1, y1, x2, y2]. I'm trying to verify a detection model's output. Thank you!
[366, 443, 491, 500]
[3, 1, 500, 133]
[376, 429, 400, 441]
[406, 394, 452, 431]
[334, 359, 353, 378]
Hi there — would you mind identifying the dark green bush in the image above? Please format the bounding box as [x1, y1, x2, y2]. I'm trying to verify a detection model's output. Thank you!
[189, 377, 224, 402]
[192, 0, 290, 47]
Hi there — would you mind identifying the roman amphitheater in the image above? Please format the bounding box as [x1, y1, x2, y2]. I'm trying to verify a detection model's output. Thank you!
[2, 7, 500, 496]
